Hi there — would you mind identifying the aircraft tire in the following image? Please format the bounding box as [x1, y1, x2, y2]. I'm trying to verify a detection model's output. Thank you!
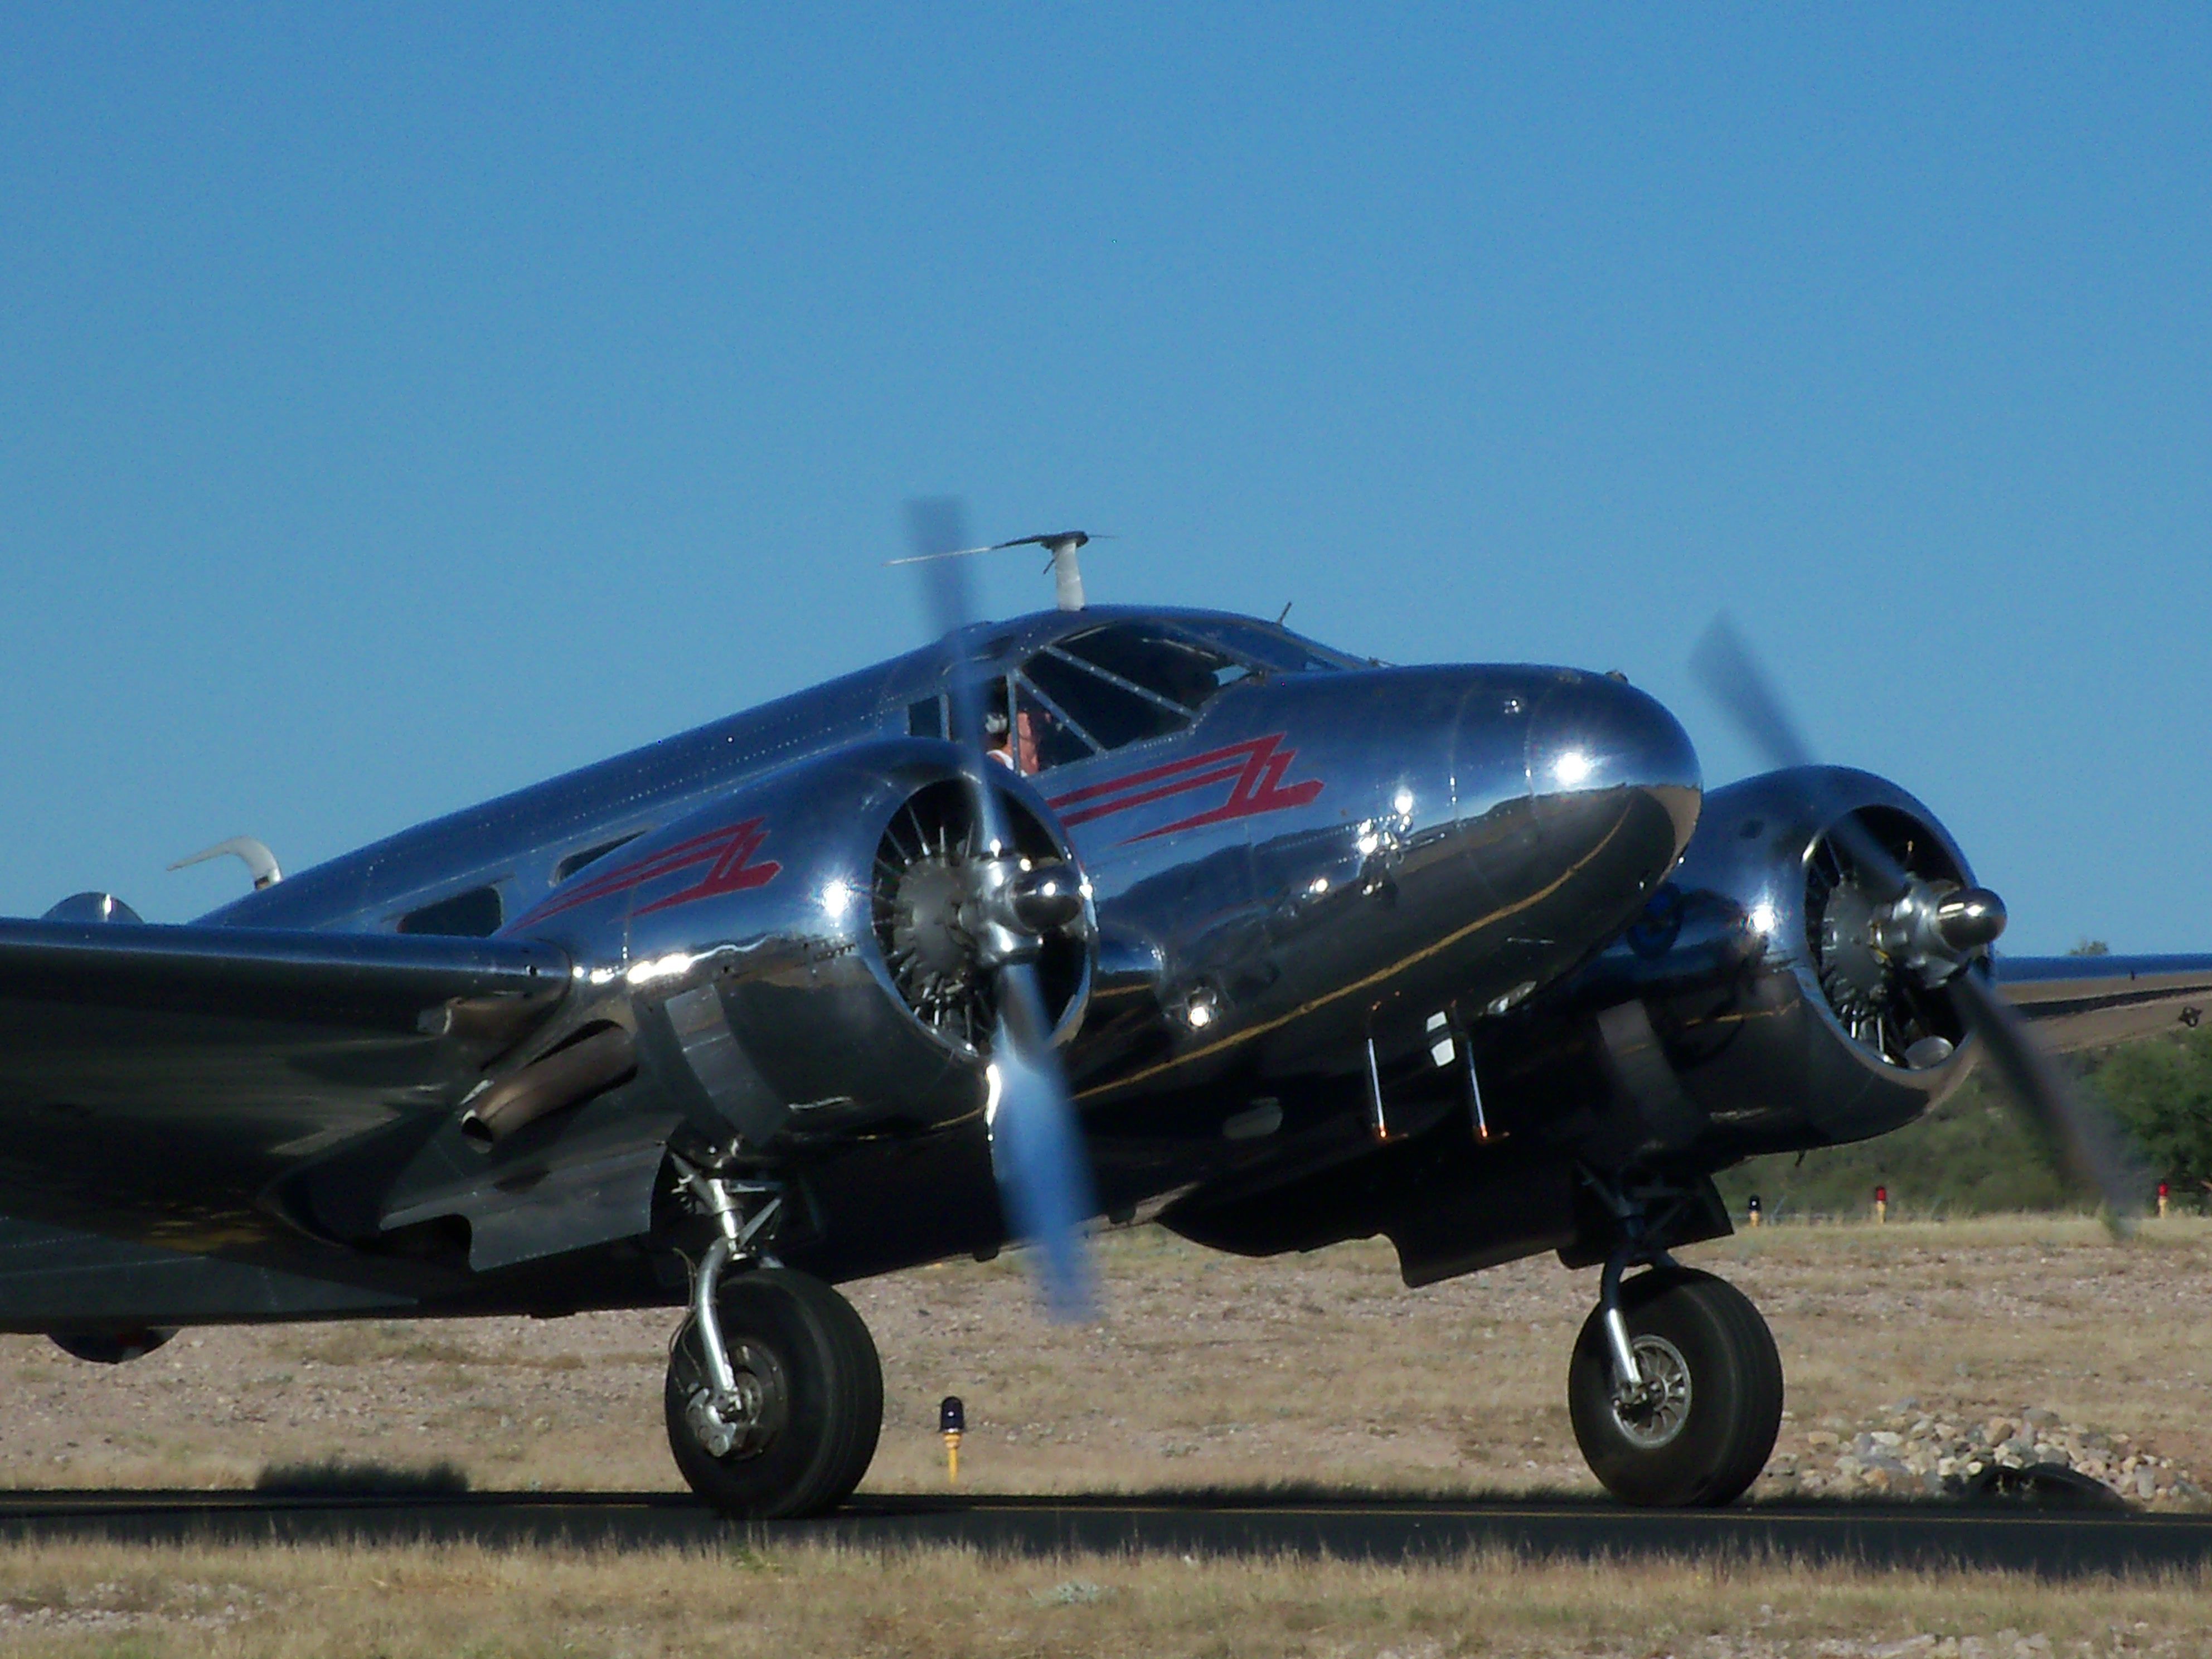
[664, 1268, 884, 1519]
[1566, 1266, 1782, 1508]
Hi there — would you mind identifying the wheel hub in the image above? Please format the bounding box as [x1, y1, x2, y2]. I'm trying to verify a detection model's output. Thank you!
[684, 1336, 789, 1462]
[1609, 1334, 1692, 1449]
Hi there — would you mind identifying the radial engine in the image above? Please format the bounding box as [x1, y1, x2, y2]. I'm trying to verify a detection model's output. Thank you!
[1514, 763, 2005, 1175]
[505, 738, 1095, 1153]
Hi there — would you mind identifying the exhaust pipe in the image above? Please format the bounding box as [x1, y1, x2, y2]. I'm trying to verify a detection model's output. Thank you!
[462, 1024, 637, 1146]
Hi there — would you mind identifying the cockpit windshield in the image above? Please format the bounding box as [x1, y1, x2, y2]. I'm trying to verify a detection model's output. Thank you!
[898, 617, 1359, 778]
[1168, 617, 1362, 675]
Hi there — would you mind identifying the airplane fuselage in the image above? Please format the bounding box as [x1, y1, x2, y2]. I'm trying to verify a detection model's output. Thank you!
[180, 605, 1699, 1303]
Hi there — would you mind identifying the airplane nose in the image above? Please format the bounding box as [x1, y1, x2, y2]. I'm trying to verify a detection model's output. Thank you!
[1527, 672, 1702, 843]
[1525, 670, 1703, 872]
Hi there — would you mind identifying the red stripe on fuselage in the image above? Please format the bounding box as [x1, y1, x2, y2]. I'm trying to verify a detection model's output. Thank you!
[1047, 734, 1322, 843]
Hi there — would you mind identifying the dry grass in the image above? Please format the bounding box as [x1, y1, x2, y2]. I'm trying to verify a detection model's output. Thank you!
[3, 1216, 2210, 1500]
[0, 1537, 2209, 1657]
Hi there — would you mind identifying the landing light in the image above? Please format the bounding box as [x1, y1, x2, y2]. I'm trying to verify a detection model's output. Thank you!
[1485, 979, 1537, 1017]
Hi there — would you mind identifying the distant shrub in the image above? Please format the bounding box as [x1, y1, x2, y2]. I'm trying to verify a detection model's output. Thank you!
[2087, 1029, 2212, 1197]
[1716, 1075, 2072, 1221]
[1713, 1026, 2212, 1220]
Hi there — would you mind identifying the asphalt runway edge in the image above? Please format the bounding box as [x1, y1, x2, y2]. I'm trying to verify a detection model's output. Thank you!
[0, 1492, 2205, 1578]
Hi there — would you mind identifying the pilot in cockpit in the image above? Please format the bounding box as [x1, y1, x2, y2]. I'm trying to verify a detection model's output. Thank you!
[983, 685, 1042, 774]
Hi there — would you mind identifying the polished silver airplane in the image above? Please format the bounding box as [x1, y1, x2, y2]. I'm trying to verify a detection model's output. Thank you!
[4, 508, 2205, 1515]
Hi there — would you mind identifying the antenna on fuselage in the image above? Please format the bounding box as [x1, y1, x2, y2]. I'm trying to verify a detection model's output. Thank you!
[888, 530, 1100, 612]
[168, 835, 283, 890]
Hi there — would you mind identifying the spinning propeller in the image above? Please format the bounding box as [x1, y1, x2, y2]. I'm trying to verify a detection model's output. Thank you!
[904, 498, 1099, 1318]
[1690, 616, 2146, 1231]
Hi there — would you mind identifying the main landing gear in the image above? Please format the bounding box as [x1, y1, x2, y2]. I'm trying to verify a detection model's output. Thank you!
[1566, 1249, 1783, 1507]
[663, 1161, 883, 1518]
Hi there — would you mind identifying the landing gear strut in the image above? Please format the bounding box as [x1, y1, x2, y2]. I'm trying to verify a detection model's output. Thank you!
[663, 1160, 883, 1518]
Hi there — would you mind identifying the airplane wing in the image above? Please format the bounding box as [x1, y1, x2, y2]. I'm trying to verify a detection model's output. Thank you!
[1995, 954, 2212, 1053]
[0, 918, 569, 1264]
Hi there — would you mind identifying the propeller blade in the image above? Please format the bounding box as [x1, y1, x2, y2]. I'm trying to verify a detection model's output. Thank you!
[906, 497, 983, 659]
[1687, 615, 1815, 772]
[1690, 614, 1909, 902]
[1689, 612, 2147, 1231]
[989, 963, 1098, 1320]
[904, 496, 1098, 1320]
[1947, 970, 2142, 1236]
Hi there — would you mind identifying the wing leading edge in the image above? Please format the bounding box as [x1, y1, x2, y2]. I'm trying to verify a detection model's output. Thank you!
[1995, 954, 2212, 1053]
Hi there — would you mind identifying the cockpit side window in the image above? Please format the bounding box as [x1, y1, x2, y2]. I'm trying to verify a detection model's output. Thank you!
[1022, 648, 1188, 751]
[961, 674, 1099, 775]
[1010, 676, 1098, 772]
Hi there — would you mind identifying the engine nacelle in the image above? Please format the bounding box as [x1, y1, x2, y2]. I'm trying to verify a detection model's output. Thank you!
[1498, 765, 1981, 1171]
[508, 738, 1093, 1150]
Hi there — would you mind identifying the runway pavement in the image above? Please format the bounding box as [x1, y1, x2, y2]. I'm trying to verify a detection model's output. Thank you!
[0, 1488, 2208, 1577]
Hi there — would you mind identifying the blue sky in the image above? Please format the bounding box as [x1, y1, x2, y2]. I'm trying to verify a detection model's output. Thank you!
[2, 6, 2206, 950]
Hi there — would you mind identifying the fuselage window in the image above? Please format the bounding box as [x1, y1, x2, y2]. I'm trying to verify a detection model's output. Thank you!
[396, 885, 505, 937]
[555, 833, 643, 884]
[907, 696, 947, 739]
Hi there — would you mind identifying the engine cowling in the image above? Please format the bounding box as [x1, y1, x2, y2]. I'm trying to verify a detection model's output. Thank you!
[1508, 765, 1983, 1170]
[508, 738, 1094, 1149]
[1163, 764, 1990, 1285]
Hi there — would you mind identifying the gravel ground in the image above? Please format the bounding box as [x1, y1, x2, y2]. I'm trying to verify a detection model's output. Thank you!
[0, 1216, 2206, 1504]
